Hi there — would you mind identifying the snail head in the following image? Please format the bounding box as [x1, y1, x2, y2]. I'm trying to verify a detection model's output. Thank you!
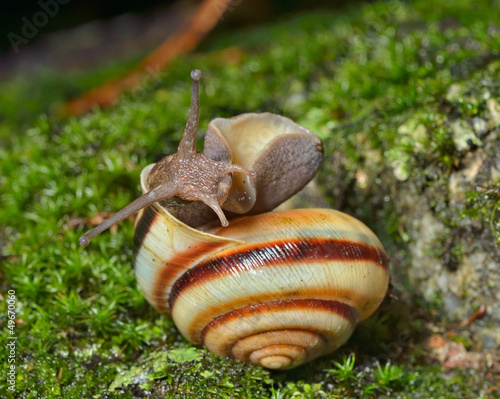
[79, 69, 255, 247]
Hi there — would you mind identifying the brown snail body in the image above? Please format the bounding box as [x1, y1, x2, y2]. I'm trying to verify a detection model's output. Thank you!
[80, 70, 389, 370]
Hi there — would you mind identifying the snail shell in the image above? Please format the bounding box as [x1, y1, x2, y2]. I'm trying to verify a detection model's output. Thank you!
[80, 69, 389, 369]
[134, 166, 389, 370]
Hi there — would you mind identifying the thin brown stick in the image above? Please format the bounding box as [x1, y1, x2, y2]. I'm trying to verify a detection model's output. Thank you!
[59, 0, 235, 117]
[460, 304, 487, 327]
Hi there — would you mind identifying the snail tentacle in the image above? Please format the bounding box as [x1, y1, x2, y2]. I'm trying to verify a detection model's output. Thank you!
[79, 183, 178, 247]
[202, 195, 229, 227]
[178, 69, 201, 155]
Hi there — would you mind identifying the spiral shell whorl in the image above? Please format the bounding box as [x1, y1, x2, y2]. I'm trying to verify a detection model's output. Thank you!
[202, 299, 358, 369]
[232, 330, 323, 369]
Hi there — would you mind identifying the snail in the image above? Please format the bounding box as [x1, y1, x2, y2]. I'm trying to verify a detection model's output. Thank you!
[80, 69, 389, 370]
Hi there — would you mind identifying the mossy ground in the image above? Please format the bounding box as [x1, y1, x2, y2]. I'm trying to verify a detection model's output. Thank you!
[1, 0, 499, 397]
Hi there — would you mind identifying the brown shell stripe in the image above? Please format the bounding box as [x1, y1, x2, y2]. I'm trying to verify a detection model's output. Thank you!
[169, 238, 388, 310]
[201, 298, 358, 351]
[133, 206, 157, 260]
[151, 240, 228, 315]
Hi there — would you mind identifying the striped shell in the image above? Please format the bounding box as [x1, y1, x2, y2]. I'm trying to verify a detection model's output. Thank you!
[134, 165, 389, 370]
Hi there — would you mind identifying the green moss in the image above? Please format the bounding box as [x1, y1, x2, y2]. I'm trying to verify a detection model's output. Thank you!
[271, 361, 491, 398]
[107, 347, 272, 397]
[1, 0, 499, 397]
[460, 185, 500, 244]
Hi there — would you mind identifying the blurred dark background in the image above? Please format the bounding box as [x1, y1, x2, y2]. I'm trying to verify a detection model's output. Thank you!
[1, 0, 177, 52]
[1, 0, 353, 51]
[0, 0, 360, 78]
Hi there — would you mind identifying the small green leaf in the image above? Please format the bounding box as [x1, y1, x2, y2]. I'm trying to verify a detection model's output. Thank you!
[201, 370, 214, 378]
[167, 347, 203, 363]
